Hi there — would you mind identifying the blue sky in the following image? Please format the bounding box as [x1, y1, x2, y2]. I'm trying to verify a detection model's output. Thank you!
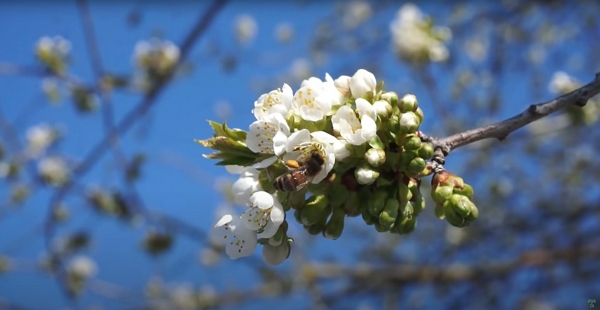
[0, 1, 599, 309]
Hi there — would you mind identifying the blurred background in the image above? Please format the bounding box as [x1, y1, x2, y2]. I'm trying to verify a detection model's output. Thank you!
[0, 0, 600, 309]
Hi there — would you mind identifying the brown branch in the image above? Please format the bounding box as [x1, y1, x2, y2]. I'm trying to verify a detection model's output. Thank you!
[427, 72, 600, 156]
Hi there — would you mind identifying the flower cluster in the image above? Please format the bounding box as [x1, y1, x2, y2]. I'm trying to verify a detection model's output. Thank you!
[35, 36, 71, 75]
[199, 68, 478, 264]
[389, 3, 451, 63]
[132, 38, 180, 90]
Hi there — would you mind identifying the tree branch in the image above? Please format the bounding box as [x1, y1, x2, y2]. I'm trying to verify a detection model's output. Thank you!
[427, 72, 600, 156]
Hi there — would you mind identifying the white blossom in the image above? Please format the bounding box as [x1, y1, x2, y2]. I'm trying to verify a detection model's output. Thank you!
[246, 113, 290, 168]
[389, 3, 451, 63]
[38, 156, 69, 186]
[241, 191, 284, 239]
[284, 129, 337, 183]
[36, 36, 71, 58]
[211, 214, 257, 259]
[26, 124, 58, 157]
[234, 15, 258, 45]
[231, 167, 262, 206]
[252, 84, 293, 120]
[331, 98, 377, 146]
[68, 256, 97, 278]
[349, 69, 376, 99]
[292, 76, 338, 121]
[548, 71, 580, 94]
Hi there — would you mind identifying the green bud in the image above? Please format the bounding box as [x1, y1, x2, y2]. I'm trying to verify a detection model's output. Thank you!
[415, 107, 424, 123]
[307, 215, 328, 235]
[400, 151, 417, 167]
[355, 162, 380, 185]
[403, 135, 422, 151]
[342, 191, 361, 217]
[324, 207, 346, 240]
[397, 181, 413, 206]
[396, 217, 417, 234]
[380, 91, 398, 108]
[399, 112, 420, 133]
[364, 148, 386, 167]
[301, 195, 330, 226]
[443, 194, 478, 227]
[287, 190, 308, 210]
[328, 183, 348, 209]
[410, 195, 426, 216]
[379, 198, 400, 230]
[407, 157, 427, 175]
[434, 203, 445, 219]
[432, 185, 453, 205]
[453, 183, 474, 199]
[417, 143, 434, 160]
[369, 189, 388, 217]
[389, 114, 400, 133]
[362, 207, 376, 225]
[399, 94, 418, 113]
[374, 221, 390, 232]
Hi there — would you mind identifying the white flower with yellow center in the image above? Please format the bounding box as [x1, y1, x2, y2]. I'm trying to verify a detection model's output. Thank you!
[252, 84, 293, 120]
[283, 129, 339, 183]
[211, 214, 258, 259]
[331, 98, 377, 146]
[246, 113, 290, 168]
[292, 76, 337, 121]
[241, 191, 284, 239]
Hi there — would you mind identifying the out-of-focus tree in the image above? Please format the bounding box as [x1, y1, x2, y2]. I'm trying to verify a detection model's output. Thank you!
[0, 1, 599, 309]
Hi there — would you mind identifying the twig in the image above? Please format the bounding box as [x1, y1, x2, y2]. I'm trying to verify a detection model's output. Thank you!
[426, 72, 600, 156]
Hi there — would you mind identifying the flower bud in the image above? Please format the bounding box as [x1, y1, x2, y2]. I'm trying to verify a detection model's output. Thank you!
[415, 107, 424, 123]
[397, 181, 412, 205]
[407, 157, 427, 175]
[301, 195, 330, 226]
[324, 207, 346, 240]
[342, 191, 361, 217]
[262, 241, 290, 266]
[403, 135, 422, 151]
[389, 114, 400, 133]
[380, 91, 398, 108]
[379, 198, 400, 230]
[364, 148, 386, 167]
[142, 231, 173, 255]
[306, 216, 327, 235]
[432, 185, 453, 205]
[443, 194, 478, 227]
[362, 207, 376, 225]
[368, 189, 388, 217]
[453, 183, 474, 200]
[418, 143, 434, 160]
[355, 163, 380, 185]
[399, 112, 420, 133]
[350, 69, 376, 99]
[399, 94, 418, 113]
[373, 100, 392, 118]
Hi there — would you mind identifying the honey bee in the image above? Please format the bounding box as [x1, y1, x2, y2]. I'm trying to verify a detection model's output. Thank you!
[273, 143, 326, 192]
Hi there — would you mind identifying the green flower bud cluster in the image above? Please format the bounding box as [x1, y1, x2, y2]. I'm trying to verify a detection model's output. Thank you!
[431, 170, 478, 227]
[359, 176, 423, 234]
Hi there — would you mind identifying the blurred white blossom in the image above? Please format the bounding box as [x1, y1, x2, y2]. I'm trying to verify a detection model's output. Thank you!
[389, 3, 451, 63]
[38, 156, 69, 186]
[234, 15, 258, 45]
